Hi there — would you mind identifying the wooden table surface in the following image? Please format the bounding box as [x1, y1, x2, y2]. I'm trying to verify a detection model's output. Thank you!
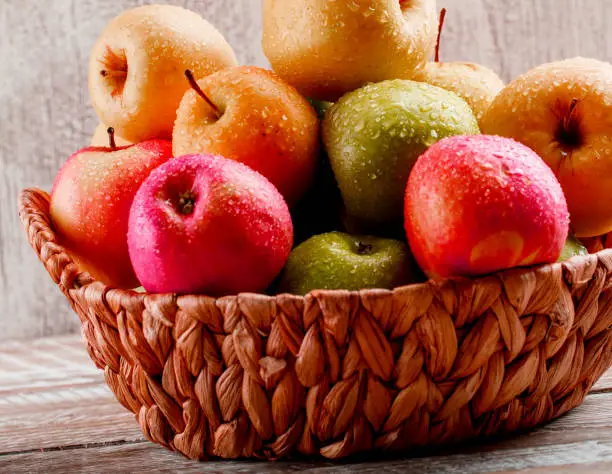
[1, 336, 612, 473]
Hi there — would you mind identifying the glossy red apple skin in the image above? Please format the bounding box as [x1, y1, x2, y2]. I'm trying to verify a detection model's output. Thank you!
[50, 140, 173, 288]
[405, 135, 570, 279]
[127, 154, 293, 296]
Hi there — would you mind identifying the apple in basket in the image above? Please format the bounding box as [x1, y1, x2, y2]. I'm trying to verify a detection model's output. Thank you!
[89, 4, 238, 143]
[172, 66, 320, 206]
[405, 135, 570, 279]
[127, 154, 294, 295]
[482, 57, 612, 238]
[262, 0, 439, 101]
[322, 79, 480, 227]
[279, 231, 423, 295]
[50, 129, 173, 288]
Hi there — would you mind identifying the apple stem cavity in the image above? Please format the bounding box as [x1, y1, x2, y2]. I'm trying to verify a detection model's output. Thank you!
[564, 98, 580, 134]
[559, 98, 583, 149]
[100, 47, 128, 99]
[107, 127, 117, 150]
[435, 8, 447, 63]
[357, 242, 374, 255]
[185, 69, 222, 119]
[178, 191, 197, 215]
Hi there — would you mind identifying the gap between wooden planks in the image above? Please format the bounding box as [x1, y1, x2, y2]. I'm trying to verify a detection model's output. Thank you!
[1, 335, 611, 473]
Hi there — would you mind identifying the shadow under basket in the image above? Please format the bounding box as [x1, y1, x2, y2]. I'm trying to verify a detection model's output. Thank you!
[19, 188, 612, 461]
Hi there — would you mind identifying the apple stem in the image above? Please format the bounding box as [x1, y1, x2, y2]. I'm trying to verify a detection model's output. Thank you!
[357, 242, 374, 255]
[107, 127, 117, 150]
[435, 8, 447, 63]
[178, 191, 197, 215]
[185, 70, 222, 119]
[100, 69, 128, 79]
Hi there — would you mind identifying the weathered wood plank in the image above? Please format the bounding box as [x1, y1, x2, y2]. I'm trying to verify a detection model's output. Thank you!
[0, 336, 143, 454]
[0, 336, 97, 393]
[0, 392, 142, 455]
[3, 439, 612, 474]
[496, 463, 612, 474]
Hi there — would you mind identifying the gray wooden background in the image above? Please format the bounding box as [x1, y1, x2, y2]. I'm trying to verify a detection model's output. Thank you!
[1, 0, 611, 341]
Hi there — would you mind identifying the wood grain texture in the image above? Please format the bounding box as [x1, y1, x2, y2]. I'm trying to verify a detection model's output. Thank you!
[1, 336, 612, 472]
[1, 0, 611, 340]
[0, 337, 142, 454]
[3, 442, 612, 474]
[496, 464, 612, 474]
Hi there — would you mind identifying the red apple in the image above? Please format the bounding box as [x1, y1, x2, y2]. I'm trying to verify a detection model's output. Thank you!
[50, 129, 173, 288]
[127, 154, 293, 295]
[405, 135, 569, 279]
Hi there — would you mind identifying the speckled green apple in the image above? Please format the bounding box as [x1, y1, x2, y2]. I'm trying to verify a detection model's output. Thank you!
[323, 80, 480, 224]
[279, 232, 422, 295]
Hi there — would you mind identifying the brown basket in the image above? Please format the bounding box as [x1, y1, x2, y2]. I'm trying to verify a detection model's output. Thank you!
[19, 187, 612, 461]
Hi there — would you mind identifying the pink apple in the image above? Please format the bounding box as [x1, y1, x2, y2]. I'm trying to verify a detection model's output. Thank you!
[405, 135, 570, 279]
[50, 129, 173, 288]
[128, 154, 293, 295]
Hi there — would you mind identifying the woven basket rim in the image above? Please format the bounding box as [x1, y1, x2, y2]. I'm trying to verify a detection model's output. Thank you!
[19, 186, 612, 301]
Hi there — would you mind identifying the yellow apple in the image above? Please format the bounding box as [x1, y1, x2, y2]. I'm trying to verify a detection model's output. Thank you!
[262, 0, 438, 101]
[481, 57, 612, 238]
[415, 62, 504, 125]
[89, 5, 237, 143]
[413, 9, 504, 125]
[90, 123, 132, 147]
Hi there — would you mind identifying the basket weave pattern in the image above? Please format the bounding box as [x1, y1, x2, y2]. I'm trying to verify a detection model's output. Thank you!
[20, 188, 612, 461]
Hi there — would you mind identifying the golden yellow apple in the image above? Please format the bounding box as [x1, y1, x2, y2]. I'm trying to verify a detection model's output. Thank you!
[415, 62, 504, 124]
[481, 57, 612, 238]
[90, 123, 133, 147]
[89, 5, 237, 143]
[262, 0, 438, 101]
[413, 9, 504, 125]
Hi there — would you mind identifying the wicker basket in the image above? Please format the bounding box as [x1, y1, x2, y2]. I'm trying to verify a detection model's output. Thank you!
[20, 187, 612, 461]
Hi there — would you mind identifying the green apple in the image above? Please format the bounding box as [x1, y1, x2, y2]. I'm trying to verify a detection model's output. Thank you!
[558, 235, 588, 262]
[279, 232, 423, 295]
[323, 80, 480, 224]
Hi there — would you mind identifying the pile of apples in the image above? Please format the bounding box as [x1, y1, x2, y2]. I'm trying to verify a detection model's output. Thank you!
[50, 2, 612, 297]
